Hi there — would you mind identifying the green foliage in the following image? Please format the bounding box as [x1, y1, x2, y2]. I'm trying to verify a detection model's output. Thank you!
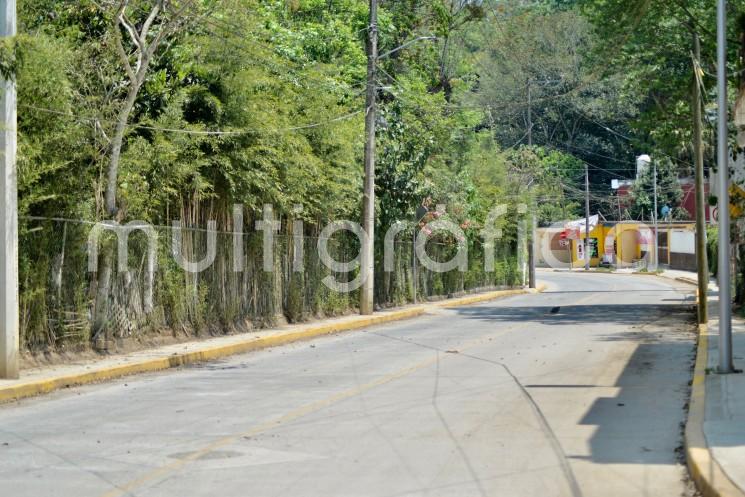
[579, 0, 745, 179]
[461, 5, 643, 221]
[14, 0, 607, 352]
[629, 158, 686, 221]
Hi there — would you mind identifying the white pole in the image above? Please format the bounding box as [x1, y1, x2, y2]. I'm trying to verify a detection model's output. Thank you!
[0, 0, 18, 379]
[717, 0, 733, 373]
[360, 0, 377, 315]
[584, 163, 590, 271]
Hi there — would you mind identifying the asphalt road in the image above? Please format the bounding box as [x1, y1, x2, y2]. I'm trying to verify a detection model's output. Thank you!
[0, 272, 698, 497]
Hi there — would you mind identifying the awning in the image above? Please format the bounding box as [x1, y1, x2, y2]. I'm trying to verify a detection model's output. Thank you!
[563, 215, 599, 239]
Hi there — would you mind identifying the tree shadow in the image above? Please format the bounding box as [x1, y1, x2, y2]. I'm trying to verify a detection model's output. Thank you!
[569, 341, 695, 464]
[452, 303, 695, 328]
[452, 295, 697, 466]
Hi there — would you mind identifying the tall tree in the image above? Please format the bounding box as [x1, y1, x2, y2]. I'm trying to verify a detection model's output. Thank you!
[103, 0, 194, 217]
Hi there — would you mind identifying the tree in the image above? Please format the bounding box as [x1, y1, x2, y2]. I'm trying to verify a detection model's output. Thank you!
[469, 5, 642, 216]
[102, 0, 195, 217]
[629, 158, 686, 221]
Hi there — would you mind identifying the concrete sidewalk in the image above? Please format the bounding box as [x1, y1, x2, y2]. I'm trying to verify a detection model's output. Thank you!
[0, 286, 541, 404]
[656, 268, 704, 285]
[685, 281, 745, 497]
[550, 266, 704, 286]
[616, 267, 704, 286]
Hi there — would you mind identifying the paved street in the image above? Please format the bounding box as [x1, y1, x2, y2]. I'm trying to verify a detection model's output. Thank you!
[0, 272, 698, 497]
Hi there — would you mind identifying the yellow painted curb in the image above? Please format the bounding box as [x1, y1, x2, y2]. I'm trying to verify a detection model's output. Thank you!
[675, 276, 700, 286]
[685, 324, 745, 497]
[0, 307, 425, 404]
[436, 288, 527, 308]
[0, 284, 546, 404]
[435, 283, 547, 308]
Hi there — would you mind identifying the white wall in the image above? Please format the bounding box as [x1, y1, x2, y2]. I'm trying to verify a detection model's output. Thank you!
[670, 229, 695, 255]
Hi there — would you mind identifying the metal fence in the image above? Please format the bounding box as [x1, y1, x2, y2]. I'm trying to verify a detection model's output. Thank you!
[19, 217, 522, 352]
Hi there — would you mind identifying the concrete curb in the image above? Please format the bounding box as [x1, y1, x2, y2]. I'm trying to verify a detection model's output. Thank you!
[0, 286, 543, 404]
[685, 323, 745, 497]
[556, 268, 702, 288]
[552, 268, 662, 276]
[674, 276, 700, 286]
[0, 307, 424, 404]
[685, 313, 745, 497]
[435, 285, 546, 308]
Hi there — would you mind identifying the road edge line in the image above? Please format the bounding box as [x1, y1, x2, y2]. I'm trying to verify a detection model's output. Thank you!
[685, 323, 745, 497]
[0, 285, 545, 404]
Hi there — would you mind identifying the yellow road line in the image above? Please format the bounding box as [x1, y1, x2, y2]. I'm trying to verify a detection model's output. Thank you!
[99, 354, 441, 497]
[98, 283, 556, 497]
[99, 323, 527, 497]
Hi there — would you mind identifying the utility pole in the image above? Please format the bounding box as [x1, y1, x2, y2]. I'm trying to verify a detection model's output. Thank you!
[717, 0, 734, 373]
[360, 0, 378, 316]
[0, 0, 17, 379]
[693, 32, 709, 325]
[584, 162, 590, 271]
[653, 160, 659, 271]
[526, 79, 533, 148]
[526, 80, 536, 288]
[412, 228, 417, 304]
[413, 205, 428, 304]
[527, 214, 536, 288]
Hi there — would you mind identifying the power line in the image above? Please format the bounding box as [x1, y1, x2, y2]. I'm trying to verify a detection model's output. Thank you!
[556, 100, 696, 169]
[20, 104, 363, 136]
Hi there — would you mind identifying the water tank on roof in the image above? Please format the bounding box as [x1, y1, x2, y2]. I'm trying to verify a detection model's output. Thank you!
[636, 154, 651, 180]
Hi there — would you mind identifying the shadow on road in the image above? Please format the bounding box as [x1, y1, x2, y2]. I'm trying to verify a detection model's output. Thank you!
[454, 295, 697, 467]
[453, 303, 695, 328]
[572, 340, 695, 465]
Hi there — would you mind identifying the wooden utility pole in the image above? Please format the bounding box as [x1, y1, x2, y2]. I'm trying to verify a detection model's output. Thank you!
[653, 160, 659, 270]
[0, 0, 17, 379]
[526, 80, 536, 288]
[692, 32, 709, 325]
[360, 0, 378, 315]
[584, 163, 590, 271]
[526, 79, 533, 147]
